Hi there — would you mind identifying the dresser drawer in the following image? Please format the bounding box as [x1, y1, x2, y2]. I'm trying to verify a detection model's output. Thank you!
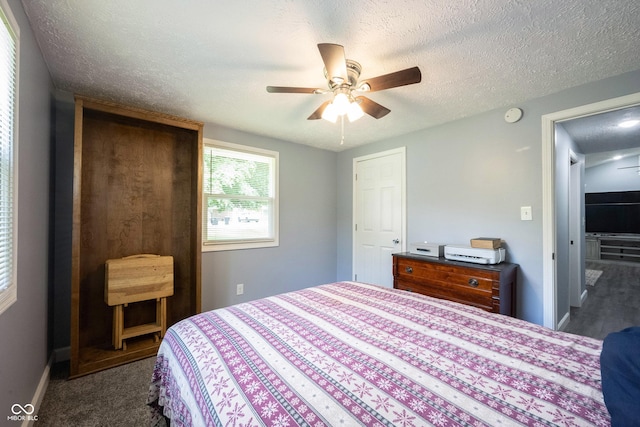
[394, 281, 500, 311]
[394, 278, 495, 311]
[392, 253, 517, 316]
[395, 257, 496, 292]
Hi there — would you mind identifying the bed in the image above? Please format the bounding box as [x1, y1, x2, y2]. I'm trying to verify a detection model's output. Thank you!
[148, 281, 610, 426]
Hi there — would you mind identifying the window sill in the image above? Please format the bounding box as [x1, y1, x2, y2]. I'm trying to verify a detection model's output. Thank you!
[202, 240, 279, 252]
[0, 286, 17, 316]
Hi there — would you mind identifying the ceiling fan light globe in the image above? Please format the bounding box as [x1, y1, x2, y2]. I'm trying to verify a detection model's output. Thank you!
[332, 93, 350, 115]
[321, 103, 338, 123]
[347, 102, 364, 122]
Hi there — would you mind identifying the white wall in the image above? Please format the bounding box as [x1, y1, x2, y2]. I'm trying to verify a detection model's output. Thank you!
[337, 69, 640, 325]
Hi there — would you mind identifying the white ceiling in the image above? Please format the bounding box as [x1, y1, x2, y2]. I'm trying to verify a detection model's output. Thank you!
[21, 0, 640, 152]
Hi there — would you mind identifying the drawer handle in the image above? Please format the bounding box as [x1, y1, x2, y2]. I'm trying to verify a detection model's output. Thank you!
[405, 266, 413, 273]
[468, 278, 479, 287]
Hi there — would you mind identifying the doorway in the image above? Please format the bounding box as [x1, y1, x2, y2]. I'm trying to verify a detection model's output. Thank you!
[542, 92, 640, 330]
[352, 147, 406, 287]
[568, 152, 584, 308]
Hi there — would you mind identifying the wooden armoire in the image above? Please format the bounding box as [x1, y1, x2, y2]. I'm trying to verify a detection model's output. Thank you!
[70, 96, 203, 378]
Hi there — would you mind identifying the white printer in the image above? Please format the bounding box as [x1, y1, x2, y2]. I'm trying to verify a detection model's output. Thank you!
[444, 245, 505, 265]
[409, 242, 444, 257]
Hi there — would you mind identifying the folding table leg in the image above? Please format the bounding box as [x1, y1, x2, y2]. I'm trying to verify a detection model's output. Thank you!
[113, 305, 124, 350]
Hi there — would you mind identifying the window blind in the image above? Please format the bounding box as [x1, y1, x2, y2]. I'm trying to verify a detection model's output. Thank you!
[0, 4, 16, 302]
[202, 141, 279, 251]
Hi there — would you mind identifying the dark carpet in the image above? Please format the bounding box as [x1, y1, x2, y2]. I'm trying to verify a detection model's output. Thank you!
[36, 356, 156, 426]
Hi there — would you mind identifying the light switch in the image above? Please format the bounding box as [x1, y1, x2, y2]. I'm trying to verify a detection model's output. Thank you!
[521, 206, 532, 221]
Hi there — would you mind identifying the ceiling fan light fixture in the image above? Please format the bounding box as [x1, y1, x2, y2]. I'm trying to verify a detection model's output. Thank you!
[347, 101, 364, 122]
[322, 92, 364, 123]
[332, 92, 350, 115]
[267, 44, 421, 126]
[321, 103, 338, 123]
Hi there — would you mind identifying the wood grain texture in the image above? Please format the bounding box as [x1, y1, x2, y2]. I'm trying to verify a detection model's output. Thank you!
[105, 255, 173, 306]
[392, 253, 517, 316]
[75, 95, 203, 130]
[71, 97, 203, 377]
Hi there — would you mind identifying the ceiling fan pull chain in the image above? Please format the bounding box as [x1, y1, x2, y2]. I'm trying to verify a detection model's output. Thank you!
[340, 115, 345, 145]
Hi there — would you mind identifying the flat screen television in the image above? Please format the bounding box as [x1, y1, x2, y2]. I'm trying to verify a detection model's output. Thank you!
[585, 190, 640, 235]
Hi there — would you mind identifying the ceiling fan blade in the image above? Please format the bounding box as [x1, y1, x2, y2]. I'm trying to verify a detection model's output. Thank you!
[356, 96, 391, 119]
[360, 66, 422, 92]
[307, 100, 332, 120]
[318, 43, 348, 85]
[267, 86, 320, 94]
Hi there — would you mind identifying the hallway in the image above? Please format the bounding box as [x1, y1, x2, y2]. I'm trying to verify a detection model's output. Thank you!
[564, 260, 640, 340]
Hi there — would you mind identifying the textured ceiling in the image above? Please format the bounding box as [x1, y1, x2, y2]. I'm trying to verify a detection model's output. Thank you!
[560, 105, 640, 168]
[21, 0, 640, 151]
[561, 106, 640, 154]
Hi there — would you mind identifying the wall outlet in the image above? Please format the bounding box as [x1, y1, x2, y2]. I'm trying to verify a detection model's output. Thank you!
[236, 283, 244, 295]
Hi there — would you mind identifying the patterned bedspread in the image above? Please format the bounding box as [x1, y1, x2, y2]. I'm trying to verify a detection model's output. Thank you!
[148, 281, 610, 426]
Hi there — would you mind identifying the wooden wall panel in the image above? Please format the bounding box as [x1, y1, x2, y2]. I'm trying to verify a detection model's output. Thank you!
[71, 98, 202, 377]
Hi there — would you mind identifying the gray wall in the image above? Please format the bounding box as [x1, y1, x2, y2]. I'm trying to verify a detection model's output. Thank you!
[51, 92, 74, 352]
[336, 69, 640, 325]
[0, 0, 52, 416]
[554, 124, 585, 324]
[586, 155, 640, 192]
[200, 125, 338, 311]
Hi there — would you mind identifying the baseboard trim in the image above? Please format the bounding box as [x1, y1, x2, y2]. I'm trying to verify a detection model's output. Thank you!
[557, 311, 571, 331]
[21, 354, 53, 427]
[580, 289, 588, 305]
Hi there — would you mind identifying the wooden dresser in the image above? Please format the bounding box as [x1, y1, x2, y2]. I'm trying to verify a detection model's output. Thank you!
[392, 252, 518, 317]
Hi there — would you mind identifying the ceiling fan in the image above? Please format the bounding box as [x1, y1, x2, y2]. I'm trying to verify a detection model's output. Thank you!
[266, 43, 421, 123]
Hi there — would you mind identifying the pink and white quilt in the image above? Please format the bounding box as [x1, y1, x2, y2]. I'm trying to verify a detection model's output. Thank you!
[148, 281, 609, 426]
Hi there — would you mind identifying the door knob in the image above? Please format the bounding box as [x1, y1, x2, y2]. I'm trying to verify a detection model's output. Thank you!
[392, 239, 400, 244]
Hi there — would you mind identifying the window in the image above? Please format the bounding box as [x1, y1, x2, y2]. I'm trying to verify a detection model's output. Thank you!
[0, 0, 17, 315]
[203, 139, 278, 251]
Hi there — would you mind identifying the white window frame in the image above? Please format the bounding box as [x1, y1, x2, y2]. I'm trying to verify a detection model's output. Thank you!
[202, 139, 279, 252]
[0, 0, 18, 315]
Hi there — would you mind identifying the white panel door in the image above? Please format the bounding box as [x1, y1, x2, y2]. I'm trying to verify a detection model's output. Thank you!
[353, 148, 405, 287]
